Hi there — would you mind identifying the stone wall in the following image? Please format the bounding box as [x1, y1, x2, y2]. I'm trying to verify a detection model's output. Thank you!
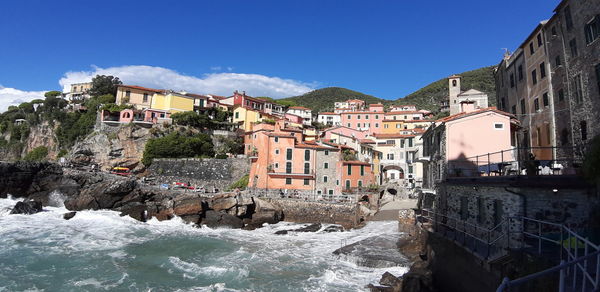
[264, 199, 360, 228]
[148, 157, 250, 190]
[434, 176, 599, 247]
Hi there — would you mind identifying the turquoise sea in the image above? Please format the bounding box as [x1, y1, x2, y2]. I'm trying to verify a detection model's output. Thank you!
[0, 196, 406, 292]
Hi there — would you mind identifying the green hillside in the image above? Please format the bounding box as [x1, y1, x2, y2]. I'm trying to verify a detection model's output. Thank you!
[388, 66, 497, 111]
[280, 66, 497, 113]
[279, 87, 386, 113]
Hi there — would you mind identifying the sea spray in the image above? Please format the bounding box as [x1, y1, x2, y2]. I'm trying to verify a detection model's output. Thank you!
[0, 197, 409, 291]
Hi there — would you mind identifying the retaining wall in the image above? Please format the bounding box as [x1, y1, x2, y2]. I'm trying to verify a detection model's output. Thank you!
[264, 199, 360, 229]
[148, 158, 250, 189]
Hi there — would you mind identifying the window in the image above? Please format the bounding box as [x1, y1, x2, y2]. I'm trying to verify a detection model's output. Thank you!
[304, 163, 310, 174]
[494, 200, 504, 226]
[347, 115, 351, 119]
[531, 69, 537, 85]
[384, 124, 389, 129]
[510, 74, 515, 88]
[387, 153, 394, 160]
[565, 6, 573, 30]
[558, 89, 565, 102]
[303, 179, 309, 185]
[572, 75, 583, 103]
[511, 105, 517, 114]
[529, 42, 534, 55]
[347, 165, 352, 175]
[408, 138, 414, 147]
[328, 189, 334, 195]
[534, 98, 540, 111]
[375, 123, 379, 128]
[375, 115, 379, 119]
[360, 165, 365, 176]
[518, 65, 523, 81]
[581, 121, 588, 140]
[543, 93, 549, 107]
[494, 123, 504, 130]
[460, 197, 468, 220]
[286, 162, 292, 174]
[275, 149, 280, 155]
[286, 149, 293, 160]
[274, 137, 279, 143]
[555, 55, 562, 67]
[347, 123, 351, 127]
[585, 16, 600, 44]
[235, 112, 239, 119]
[569, 38, 578, 57]
[274, 163, 279, 169]
[125, 90, 131, 97]
[324, 150, 329, 156]
[396, 124, 400, 128]
[143, 93, 149, 103]
[286, 178, 292, 185]
[520, 99, 526, 114]
[408, 165, 414, 174]
[345, 180, 351, 189]
[552, 26, 557, 36]
[323, 176, 328, 183]
[304, 150, 310, 161]
[452, 79, 457, 87]
[540, 62, 546, 78]
[365, 115, 369, 119]
[336, 180, 339, 186]
[358, 180, 363, 187]
[537, 34, 542, 47]
[596, 64, 600, 95]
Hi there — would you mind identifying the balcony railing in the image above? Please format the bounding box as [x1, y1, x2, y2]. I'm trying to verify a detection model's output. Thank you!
[447, 146, 583, 177]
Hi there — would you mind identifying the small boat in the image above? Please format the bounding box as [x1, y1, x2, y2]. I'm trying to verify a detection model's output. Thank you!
[110, 167, 131, 176]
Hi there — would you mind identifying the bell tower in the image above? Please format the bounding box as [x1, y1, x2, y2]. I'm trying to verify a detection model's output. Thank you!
[448, 74, 462, 115]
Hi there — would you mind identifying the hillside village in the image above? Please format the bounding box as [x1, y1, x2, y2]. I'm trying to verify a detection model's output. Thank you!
[0, 0, 599, 290]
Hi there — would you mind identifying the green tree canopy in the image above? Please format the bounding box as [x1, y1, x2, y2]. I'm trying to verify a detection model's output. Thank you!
[89, 75, 122, 97]
[23, 146, 48, 161]
[142, 132, 215, 165]
[171, 111, 212, 128]
[44, 91, 62, 99]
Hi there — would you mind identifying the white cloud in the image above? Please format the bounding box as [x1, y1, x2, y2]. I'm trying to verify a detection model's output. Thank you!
[59, 65, 316, 98]
[0, 86, 47, 112]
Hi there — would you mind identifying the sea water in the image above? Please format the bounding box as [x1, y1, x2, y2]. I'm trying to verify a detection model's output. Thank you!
[0, 196, 407, 292]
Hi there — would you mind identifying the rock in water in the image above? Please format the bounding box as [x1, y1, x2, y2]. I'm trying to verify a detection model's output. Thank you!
[333, 235, 408, 268]
[63, 211, 77, 220]
[10, 200, 43, 215]
[379, 271, 402, 289]
[295, 223, 322, 232]
[323, 225, 345, 232]
[201, 210, 244, 229]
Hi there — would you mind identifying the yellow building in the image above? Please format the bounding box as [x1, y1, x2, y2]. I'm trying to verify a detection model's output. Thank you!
[116, 85, 163, 110]
[150, 91, 195, 113]
[233, 106, 265, 132]
[382, 120, 404, 133]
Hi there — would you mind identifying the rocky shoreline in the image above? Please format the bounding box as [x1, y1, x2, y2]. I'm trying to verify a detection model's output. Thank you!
[0, 161, 283, 230]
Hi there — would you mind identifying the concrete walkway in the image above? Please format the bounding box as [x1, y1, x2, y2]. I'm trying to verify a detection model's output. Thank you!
[369, 199, 417, 221]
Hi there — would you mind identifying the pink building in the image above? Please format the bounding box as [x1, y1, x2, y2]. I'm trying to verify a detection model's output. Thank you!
[422, 103, 519, 187]
[100, 109, 171, 125]
[340, 111, 385, 135]
[322, 125, 368, 141]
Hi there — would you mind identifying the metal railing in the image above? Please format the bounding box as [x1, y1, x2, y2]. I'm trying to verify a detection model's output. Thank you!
[447, 146, 583, 178]
[417, 209, 599, 291]
[497, 217, 599, 291]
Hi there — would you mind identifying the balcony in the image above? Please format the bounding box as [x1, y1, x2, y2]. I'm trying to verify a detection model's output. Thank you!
[268, 171, 315, 179]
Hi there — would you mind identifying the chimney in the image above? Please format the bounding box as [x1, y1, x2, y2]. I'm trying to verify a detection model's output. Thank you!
[242, 91, 246, 97]
[460, 100, 476, 113]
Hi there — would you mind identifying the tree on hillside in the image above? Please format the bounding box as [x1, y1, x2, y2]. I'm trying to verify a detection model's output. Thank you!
[171, 111, 212, 129]
[89, 75, 122, 97]
[44, 91, 62, 99]
[142, 132, 214, 165]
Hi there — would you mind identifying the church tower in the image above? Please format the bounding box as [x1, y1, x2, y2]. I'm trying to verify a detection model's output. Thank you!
[448, 74, 462, 115]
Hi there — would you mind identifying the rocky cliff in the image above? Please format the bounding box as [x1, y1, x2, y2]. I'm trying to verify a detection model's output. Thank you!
[69, 124, 153, 172]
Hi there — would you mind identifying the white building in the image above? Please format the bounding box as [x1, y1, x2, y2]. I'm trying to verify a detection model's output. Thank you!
[287, 106, 312, 126]
[448, 75, 488, 115]
[317, 112, 341, 126]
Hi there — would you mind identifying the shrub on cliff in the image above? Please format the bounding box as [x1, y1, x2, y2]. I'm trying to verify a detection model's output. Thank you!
[171, 111, 212, 129]
[227, 174, 249, 191]
[142, 132, 214, 166]
[23, 146, 48, 161]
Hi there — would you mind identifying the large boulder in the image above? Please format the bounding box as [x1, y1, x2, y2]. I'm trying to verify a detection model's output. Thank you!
[173, 197, 204, 216]
[64, 176, 136, 211]
[118, 202, 147, 221]
[210, 193, 238, 211]
[10, 200, 43, 215]
[201, 210, 244, 228]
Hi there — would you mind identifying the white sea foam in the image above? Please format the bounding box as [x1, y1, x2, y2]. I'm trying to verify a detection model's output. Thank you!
[0, 197, 409, 291]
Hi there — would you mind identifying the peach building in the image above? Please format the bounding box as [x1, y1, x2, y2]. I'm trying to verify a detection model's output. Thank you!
[341, 161, 375, 190]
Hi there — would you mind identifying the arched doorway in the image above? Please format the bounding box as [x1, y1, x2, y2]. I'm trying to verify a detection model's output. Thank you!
[382, 165, 404, 182]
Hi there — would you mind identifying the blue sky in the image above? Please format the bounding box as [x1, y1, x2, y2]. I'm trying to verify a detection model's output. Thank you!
[0, 0, 561, 107]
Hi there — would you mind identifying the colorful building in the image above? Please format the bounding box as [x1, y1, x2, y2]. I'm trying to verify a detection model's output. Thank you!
[340, 111, 385, 135]
[287, 106, 312, 126]
[150, 90, 195, 113]
[116, 85, 164, 110]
